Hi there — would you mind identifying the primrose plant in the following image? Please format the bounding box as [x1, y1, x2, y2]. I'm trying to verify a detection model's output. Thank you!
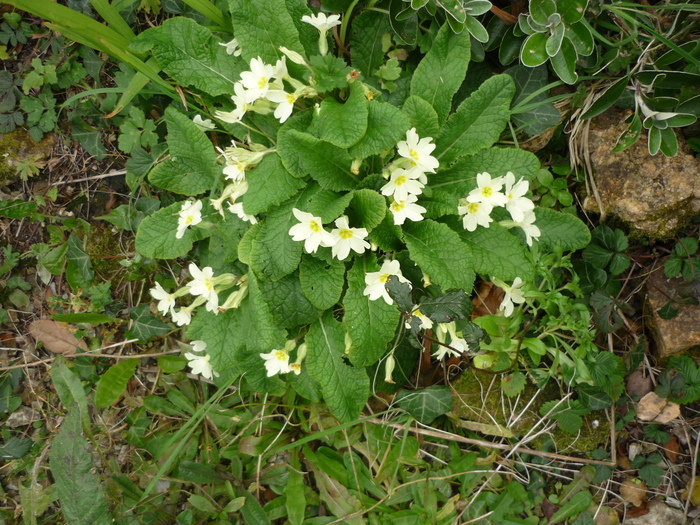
[132, 1, 591, 422]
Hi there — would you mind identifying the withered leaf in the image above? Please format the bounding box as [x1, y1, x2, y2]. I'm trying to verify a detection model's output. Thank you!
[636, 392, 680, 424]
[29, 320, 89, 354]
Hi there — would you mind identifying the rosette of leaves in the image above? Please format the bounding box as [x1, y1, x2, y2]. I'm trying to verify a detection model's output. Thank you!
[518, 0, 594, 84]
[397, 0, 492, 41]
[131, 2, 590, 424]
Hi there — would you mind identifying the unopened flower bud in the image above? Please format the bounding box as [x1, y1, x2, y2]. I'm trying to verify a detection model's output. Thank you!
[384, 354, 396, 384]
[279, 46, 308, 66]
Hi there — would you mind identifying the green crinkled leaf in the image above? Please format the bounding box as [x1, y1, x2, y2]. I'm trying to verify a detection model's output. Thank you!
[187, 308, 244, 380]
[456, 221, 534, 281]
[315, 82, 368, 148]
[395, 385, 452, 424]
[259, 271, 320, 328]
[242, 153, 305, 215]
[349, 10, 392, 78]
[346, 189, 387, 233]
[285, 0, 317, 58]
[238, 222, 262, 265]
[299, 255, 346, 310]
[205, 221, 246, 266]
[534, 207, 591, 251]
[369, 213, 405, 252]
[129, 17, 243, 97]
[307, 190, 355, 224]
[126, 304, 170, 342]
[343, 258, 400, 367]
[284, 130, 356, 191]
[403, 220, 475, 291]
[229, 0, 306, 65]
[135, 201, 209, 259]
[245, 273, 288, 352]
[348, 100, 411, 159]
[49, 408, 112, 525]
[402, 95, 440, 139]
[410, 23, 471, 123]
[435, 75, 515, 166]
[148, 107, 220, 195]
[306, 312, 370, 422]
[94, 359, 138, 408]
[277, 109, 314, 177]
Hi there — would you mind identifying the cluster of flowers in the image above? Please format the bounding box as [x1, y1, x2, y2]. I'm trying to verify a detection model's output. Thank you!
[457, 172, 540, 245]
[260, 340, 305, 377]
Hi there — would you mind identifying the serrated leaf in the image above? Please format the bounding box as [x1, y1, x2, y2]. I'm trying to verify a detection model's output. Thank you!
[402, 95, 440, 139]
[403, 220, 475, 291]
[395, 385, 452, 424]
[126, 304, 170, 342]
[148, 107, 220, 195]
[315, 82, 368, 148]
[49, 408, 111, 525]
[94, 359, 138, 408]
[348, 100, 411, 159]
[129, 17, 244, 97]
[51, 360, 89, 429]
[299, 255, 346, 310]
[259, 271, 320, 328]
[0, 437, 32, 459]
[502, 371, 526, 397]
[306, 312, 369, 422]
[435, 75, 515, 165]
[534, 207, 591, 251]
[284, 130, 356, 191]
[343, 258, 400, 367]
[242, 153, 305, 215]
[411, 23, 471, 123]
[135, 201, 210, 259]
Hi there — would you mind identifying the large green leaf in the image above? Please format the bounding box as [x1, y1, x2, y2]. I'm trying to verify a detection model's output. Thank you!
[299, 255, 346, 310]
[242, 153, 305, 215]
[135, 201, 210, 259]
[403, 220, 475, 291]
[410, 23, 471, 123]
[148, 107, 220, 195]
[402, 95, 440, 139]
[349, 10, 392, 78]
[187, 308, 245, 380]
[306, 312, 369, 423]
[534, 208, 591, 251]
[229, 0, 306, 65]
[259, 271, 320, 328]
[129, 17, 244, 97]
[435, 74, 515, 166]
[51, 360, 89, 430]
[348, 100, 411, 159]
[506, 65, 562, 136]
[343, 258, 400, 367]
[346, 189, 387, 233]
[283, 130, 357, 191]
[314, 82, 368, 148]
[49, 408, 112, 525]
[277, 109, 314, 177]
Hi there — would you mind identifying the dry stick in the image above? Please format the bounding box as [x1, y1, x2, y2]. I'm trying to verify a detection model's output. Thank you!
[367, 418, 616, 467]
[51, 169, 127, 186]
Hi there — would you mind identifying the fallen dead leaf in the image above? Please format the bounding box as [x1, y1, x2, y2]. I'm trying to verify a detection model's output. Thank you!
[28, 320, 88, 354]
[625, 501, 650, 518]
[471, 281, 504, 319]
[663, 434, 680, 463]
[636, 392, 680, 424]
[594, 505, 621, 525]
[626, 370, 654, 398]
[683, 477, 700, 506]
[620, 478, 648, 507]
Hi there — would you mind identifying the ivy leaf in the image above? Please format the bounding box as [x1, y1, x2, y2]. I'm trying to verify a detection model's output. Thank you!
[402, 95, 440, 139]
[395, 385, 453, 424]
[348, 100, 411, 159]
[148, 107, 220, 196]
[299, 255, 346, 310]
[418, 291, 472, 324]
[242, 154, 305, 215]
[306, 312, 369, 423]
[410, 23, 471, 123]
[66, 234, 94, 286]
[403, 220, 475, 291]
[129, 17, 244, 97]
[126, 304, 169, 342]
[435, 74, 515, 165]
[385, 275, 414, 313]
[135, 201, 210, 259]
[534, 207, 591, 251]
[283, 130, 356, 191]
[313, 82, 368, 148]
[343, 258, 400, 367]
[577, 384, 613, 410]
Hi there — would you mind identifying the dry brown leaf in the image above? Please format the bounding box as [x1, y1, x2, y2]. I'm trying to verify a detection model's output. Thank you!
[28, 320, 88, 354]
[620, 478, 648, 507]
[663, 434, 680, 463]
[626, 370, 653, 398]
[471, 282, 504, 319]
[594, 505, 621, 525]
[636, 392, 680, 424]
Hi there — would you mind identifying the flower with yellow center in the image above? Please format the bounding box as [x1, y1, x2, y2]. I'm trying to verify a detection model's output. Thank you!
[458, 197, 493, 232]
[396, 128, 439, 174]
[467, 172, 508, 207]
[188, 263, 219, 312]
[288, 208, 336, 253]
[329, 216, 369, 260]
[363, 259, 411, 304]
[239, 57, 275, 99]
[380, 167, 425, 202]
[389, 194, 426, 225]
[176, 200, 203, 239]
[260, 349, 293, 377]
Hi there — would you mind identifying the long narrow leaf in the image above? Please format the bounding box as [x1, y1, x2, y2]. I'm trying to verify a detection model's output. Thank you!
[88, 0, 136, 40]
[181, 0, 231, 32]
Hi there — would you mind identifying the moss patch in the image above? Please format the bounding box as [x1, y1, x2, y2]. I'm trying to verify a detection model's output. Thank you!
[0, 129, 54, 187]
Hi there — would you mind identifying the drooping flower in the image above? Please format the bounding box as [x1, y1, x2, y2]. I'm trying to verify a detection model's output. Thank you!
[260, 349, 292, 377]
[380, 168, 425, 202]
[389, 194, 426, 225]
[405, 307, 433, 330]
[150, 282, 176, 316]
[433, 322, 468, 360]
[302, 12, 342, 56]
[184, 341, 219, 380]
[458, 198, 493, 232]
[329, 216, 370, 260]
[396, 128, 439, 174]
[467, 172, 508, 208]
[239, 57, 275, 99]
[228, 202, 258, 224]
[493, 276, 526, 317]
[515, 211, 541, 246]
[176, 200, 203, 239]
[192, 115, 215, 130]
[188, 263, 219, 312]
[215, 83, 257, 124]
[288, 208, 336, 253]
[363, 259, 410, 304]
[171, 307, 192, 326]
[503, 172, 534, 222]
[219, 38, 242, 56]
